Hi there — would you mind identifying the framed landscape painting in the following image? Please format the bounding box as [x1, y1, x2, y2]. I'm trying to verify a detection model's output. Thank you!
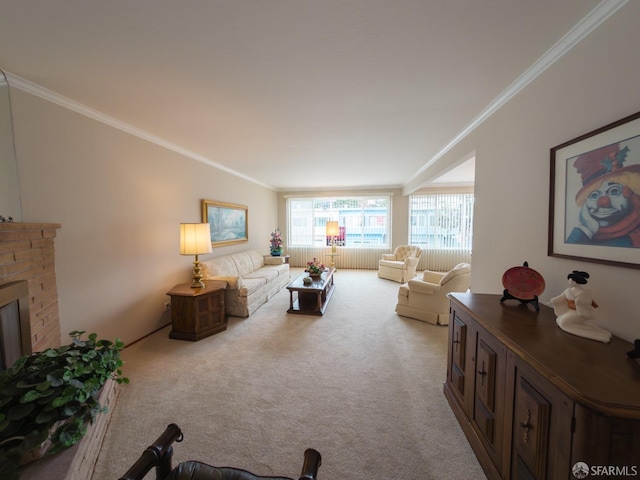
[548, 111, 640, 269]
[201, 200, 248, 247]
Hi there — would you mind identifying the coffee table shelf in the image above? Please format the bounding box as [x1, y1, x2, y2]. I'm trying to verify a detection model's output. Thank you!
[286, 268, 335, 315]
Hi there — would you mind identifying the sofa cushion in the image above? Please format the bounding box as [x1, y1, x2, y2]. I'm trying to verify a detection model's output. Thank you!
[201, 255, 238, 278]
[238, 277, 267, 297]
[244, 268, 279, 283]
[247, 249, 266, 271]
[231, 251, 256, 277]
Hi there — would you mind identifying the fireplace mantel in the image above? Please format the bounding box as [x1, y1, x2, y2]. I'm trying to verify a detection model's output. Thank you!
[0, 222, 62, 352]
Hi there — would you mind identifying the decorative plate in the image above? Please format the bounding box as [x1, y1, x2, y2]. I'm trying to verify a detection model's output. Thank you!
[502, 264, 545, 300]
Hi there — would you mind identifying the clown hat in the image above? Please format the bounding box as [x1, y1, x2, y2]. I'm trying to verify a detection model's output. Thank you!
[573, 142, 640, 205]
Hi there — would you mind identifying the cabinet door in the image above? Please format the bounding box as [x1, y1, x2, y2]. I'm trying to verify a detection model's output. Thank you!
[450, 314, 468, 397]
[446, 308, 472, 415]
[471, 327, 506, 473]
[508, 354, 573, 480]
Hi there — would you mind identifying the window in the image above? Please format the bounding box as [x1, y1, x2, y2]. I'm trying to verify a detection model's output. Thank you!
[287, 195, 391, 247]
[409, 193, 473, 250]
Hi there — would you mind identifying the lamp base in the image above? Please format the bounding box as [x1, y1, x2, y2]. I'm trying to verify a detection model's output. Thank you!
[191, 259, 205, 289]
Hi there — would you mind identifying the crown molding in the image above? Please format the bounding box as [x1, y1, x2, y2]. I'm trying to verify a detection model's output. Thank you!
[407, 0, 629, 186]
[3, 71, 274, 190]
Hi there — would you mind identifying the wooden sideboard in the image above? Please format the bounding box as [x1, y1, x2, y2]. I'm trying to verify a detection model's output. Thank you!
[445, 293, 640, 480]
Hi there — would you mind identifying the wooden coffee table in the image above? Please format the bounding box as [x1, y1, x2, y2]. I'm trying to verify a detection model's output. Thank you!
[286, 268, 335, 315]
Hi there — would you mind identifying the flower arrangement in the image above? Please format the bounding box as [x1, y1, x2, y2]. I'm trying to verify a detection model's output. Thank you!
[270, 228, 283, 255]
[306, 257, 325, 276]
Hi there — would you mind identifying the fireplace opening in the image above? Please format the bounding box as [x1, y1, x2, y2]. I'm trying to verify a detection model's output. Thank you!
[0, 280, 31, 370]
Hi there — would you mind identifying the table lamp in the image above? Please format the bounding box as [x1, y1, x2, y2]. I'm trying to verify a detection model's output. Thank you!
[180, 223, 213, 288]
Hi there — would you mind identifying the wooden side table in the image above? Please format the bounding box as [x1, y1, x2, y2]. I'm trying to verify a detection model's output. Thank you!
[166, 281, 227, 341]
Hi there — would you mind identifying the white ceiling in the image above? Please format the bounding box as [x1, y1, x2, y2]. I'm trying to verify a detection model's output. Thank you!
[0, 1, 611, 191]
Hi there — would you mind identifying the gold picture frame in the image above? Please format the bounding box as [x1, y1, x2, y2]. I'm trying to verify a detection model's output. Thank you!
[201, 200, 248, 247]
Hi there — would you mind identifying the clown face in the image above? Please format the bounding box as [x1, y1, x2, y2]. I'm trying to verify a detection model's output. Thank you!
[585, 180, 631, 226]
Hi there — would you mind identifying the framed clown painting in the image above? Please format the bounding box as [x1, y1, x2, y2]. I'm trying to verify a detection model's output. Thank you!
[549, 110, 640, 269]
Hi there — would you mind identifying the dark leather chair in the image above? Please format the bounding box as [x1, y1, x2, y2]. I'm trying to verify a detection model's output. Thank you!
[118, 424, 321, 480]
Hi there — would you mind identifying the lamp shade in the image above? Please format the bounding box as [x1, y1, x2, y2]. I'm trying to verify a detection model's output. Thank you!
[179, 223, 213, 255]
[326, 221, 340, 237]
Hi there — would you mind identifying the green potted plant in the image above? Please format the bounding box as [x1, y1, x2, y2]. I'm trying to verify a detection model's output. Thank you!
[0, 330, 129, 479]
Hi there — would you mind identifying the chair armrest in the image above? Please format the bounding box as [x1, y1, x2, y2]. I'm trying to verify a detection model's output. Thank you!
[299, 448, 322, 480]
[422, 270, 445, 283]
[381, 254, 397, 261]
[407, 279, 441, 294]
[404, 256, 420, 267]
[119, 423, 183, 480]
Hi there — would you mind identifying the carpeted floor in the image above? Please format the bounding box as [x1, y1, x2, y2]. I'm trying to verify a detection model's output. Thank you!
[93, 269, 486, 480]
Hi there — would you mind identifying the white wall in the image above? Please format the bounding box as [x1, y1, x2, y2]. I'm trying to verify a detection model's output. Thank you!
[0, 74, 21, 220]
[409, 2, 640, 342]
[10, 89, 278, 346]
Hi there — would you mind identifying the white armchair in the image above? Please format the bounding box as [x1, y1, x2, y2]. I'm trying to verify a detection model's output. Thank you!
[396, 263, 471, 325]
[377, 245, 422, 283]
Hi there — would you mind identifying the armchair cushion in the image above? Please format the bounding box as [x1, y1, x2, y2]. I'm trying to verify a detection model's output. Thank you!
[406, 278, 440, 295]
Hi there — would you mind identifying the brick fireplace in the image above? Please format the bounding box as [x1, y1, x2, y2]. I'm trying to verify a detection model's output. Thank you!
[0, 222, 62, 354]
[1, 222, 119, 480]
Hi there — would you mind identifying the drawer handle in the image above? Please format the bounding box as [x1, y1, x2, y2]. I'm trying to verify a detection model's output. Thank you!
[519, 411, 533, 443]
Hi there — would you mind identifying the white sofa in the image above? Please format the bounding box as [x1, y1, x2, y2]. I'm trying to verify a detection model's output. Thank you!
[200, 250, 290, 317]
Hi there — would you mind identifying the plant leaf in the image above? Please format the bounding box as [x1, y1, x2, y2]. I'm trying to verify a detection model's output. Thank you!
[20, 390, 41, 403]
[7, 403, 35, 421]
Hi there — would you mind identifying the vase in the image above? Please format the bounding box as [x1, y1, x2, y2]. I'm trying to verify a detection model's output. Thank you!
[309, 273, 321, 279]
[270, 249, 283, 256]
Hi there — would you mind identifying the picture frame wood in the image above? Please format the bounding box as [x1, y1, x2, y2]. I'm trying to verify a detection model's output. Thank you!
[201, 200, 248, 247]
[548, 111, 640, 269]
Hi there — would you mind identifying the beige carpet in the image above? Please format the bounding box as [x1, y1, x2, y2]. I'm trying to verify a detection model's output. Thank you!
[92, 269, 486, 480]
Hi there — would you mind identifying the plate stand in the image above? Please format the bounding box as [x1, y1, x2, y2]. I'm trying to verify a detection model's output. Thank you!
[499, 289, 540, 312]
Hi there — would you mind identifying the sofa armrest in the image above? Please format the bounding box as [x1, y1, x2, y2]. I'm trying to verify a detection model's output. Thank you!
[407, 279, 441, 295]
[264, 256, 287, 265]
[381, 254, 397, 261]
[207, 276, 242, 289]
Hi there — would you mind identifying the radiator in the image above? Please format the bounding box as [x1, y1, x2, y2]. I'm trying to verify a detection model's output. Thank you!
[287, 247, 471, 272]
